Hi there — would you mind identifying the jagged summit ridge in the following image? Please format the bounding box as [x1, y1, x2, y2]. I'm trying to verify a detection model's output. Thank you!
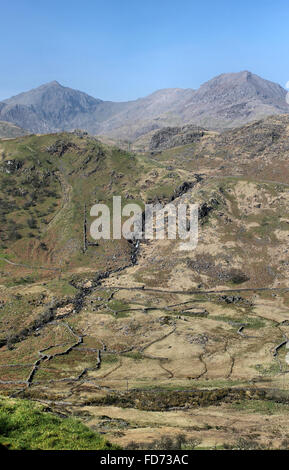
[0, 71, 288, 137]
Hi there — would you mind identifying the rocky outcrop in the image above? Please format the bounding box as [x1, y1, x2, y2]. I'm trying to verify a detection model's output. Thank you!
[149, 125, 207, 151]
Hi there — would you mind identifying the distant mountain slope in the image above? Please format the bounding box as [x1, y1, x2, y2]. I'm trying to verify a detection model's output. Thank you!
[178, 71, 289, 130]
[0, 81, 129, 134]
[0, 121, 28, 138]
[0, 72, 288, 138]
[97, 88, 196, 139]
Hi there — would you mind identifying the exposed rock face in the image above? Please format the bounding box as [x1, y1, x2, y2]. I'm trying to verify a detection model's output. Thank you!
[1, 71, 288, 138]
[0, 81, 124, 134]
[149, 125, 207, 150]
[179, 71, 289, 130]
[196, 114, 289, 162]
[0, 159, 23, 173]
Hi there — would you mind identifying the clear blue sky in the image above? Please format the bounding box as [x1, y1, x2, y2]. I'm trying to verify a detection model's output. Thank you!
[1, 0, 289, 101]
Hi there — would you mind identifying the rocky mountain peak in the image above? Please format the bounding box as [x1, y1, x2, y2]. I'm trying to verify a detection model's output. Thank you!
[0, 71, 288, 137]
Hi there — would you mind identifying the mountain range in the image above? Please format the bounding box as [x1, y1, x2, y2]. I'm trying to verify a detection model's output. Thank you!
[0, 71, 288, 140]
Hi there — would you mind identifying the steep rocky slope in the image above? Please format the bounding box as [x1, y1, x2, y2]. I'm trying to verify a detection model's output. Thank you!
[147, 125, 212, 151]
[1, 72, 288, 139]
[0, 81, 126, 134]
[179, 71, 289, 130]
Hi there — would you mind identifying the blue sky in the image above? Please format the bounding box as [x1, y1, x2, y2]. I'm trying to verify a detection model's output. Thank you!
[0, 0, 289, 101]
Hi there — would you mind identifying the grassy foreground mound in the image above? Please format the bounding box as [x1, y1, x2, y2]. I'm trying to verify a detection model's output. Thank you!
[0, 396, 119, 450]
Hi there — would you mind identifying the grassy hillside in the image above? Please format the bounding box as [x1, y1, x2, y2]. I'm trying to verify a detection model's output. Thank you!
[0, 395, 119, 450]
[0, 119, 289, 450]
[0, 131, 185, 286]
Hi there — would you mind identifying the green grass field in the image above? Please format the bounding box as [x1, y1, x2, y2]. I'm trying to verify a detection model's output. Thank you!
[0, 396, 120, 450]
